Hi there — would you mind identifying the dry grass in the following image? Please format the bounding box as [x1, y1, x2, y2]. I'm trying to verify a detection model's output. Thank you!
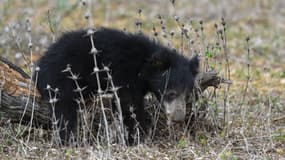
[0, 0, 284, 159]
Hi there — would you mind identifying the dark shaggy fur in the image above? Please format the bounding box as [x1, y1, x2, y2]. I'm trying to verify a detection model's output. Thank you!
[36, 28, 199, 145]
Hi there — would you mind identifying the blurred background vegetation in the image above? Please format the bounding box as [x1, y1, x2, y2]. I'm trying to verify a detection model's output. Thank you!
[0, 0, 284, 93]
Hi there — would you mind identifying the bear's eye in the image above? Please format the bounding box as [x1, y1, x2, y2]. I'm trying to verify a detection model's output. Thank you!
[165, 91, 178, 101]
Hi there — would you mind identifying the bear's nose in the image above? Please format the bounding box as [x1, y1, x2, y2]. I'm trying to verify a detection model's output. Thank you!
[172, 110, 185, 122]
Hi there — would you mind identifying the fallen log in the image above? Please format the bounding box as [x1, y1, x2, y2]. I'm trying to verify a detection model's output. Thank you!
[0, 58, 230, 128]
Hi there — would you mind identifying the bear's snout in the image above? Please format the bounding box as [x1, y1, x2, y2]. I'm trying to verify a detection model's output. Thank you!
[171, 109, 186, 122]
[164, 94, 186, 123]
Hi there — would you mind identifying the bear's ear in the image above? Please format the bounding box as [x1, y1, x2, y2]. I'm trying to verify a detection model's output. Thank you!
[189, 55, 199, 76]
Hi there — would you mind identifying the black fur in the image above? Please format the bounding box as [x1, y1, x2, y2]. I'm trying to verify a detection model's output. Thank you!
[36, 28, 199, 144]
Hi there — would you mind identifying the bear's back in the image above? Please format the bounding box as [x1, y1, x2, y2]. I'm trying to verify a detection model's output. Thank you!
[36, 28, 161, 98]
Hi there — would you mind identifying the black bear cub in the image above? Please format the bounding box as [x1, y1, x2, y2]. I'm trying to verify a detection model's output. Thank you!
[36, 28, 199, 145]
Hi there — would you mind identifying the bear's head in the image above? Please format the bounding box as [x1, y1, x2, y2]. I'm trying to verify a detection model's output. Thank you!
[142, 49, 199, 124]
